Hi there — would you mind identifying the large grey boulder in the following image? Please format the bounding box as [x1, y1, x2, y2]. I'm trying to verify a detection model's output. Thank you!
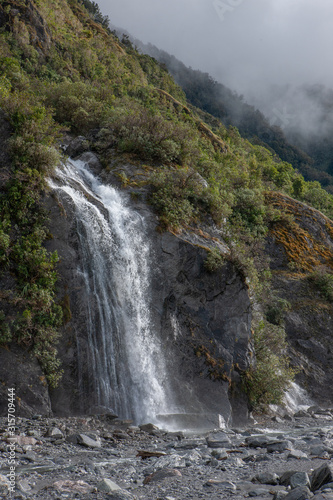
[266, 440, 294, 453]
[284, 486, 312, 500]
[253, 472, 279, 485]
[311, 464, 333, 492]
[289, 472, 311, 490]
[206, 432, 231, 448]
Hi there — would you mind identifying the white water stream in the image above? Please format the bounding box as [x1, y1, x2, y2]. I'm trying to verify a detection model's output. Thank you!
[49, 159, 172, 423]
[284, 382, 313, 413]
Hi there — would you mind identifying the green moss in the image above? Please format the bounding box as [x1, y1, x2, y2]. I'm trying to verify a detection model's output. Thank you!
[60, 293, 72, 324]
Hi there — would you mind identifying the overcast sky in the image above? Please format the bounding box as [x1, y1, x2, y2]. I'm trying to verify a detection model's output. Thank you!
[97, 0, 333, 99]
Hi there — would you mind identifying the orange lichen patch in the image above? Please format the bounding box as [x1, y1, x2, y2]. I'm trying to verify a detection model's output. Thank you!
[84, 19, 108, 38]
[270, 220, 333, 272]
[113, 42, 126, 55]
[194, 345, 230, 382]
[155, 88, 190, 112]
[187, 226, 222, 243]
[272, 269, 308, 280]
[197, 121, 228, 153]
[266, 192, 333, 237]
[266, 192, 333, 272]
[326, 221, 333, 241]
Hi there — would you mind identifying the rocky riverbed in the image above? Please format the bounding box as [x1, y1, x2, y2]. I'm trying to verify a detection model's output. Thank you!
[0, 407, 333, 499]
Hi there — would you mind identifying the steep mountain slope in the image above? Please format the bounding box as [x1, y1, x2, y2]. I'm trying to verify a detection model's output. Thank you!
[135, 42, 333, 191]
[0, 0, 332, 420]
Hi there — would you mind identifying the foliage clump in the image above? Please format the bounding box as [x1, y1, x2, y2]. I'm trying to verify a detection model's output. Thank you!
[307, 270, 333, 302]
[204, 247, 225, 272]
[111, 108, 191, 164]
[265, 297, 291, 326]
[242, 319, 295, 411]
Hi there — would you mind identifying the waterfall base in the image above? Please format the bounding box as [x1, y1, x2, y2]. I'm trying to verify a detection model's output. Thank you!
[155, 413, 226, 431]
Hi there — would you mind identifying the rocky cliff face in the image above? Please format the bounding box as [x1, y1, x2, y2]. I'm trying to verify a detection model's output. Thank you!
[266, 192, 333, 407]
[44, 146, 253, 426]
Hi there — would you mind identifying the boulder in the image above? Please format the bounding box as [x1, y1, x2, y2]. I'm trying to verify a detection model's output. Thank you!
[245, 435, 275, 448]
[253, 472, 280, 485]
[0, 474, 10, 498]
[284, 486, 312, 500]
[67, 433, 101, 448]
[45, 427, 64, 439]
[144, 468, 182, 484]
[206, 432, 231, 448]
[289, 472, 311, 490]
[266, 440, 294, 453]
[311, 464, 333, 492]
[97, 478, 122, 493]
[288, 450, 308, 460]
[52, 480, 93, 494]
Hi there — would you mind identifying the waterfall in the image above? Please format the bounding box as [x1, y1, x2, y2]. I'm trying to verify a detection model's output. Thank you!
[284, 382, 313, 413]
[49, 159, 171, 423]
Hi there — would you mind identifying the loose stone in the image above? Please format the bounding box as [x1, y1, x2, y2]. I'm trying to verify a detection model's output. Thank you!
[284, 486, 313, 499]
[311, 464, 333, 492]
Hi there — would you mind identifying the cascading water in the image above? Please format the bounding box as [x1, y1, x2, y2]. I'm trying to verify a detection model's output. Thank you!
[284, 382, 313, 413]
[49, 159, 172, 423]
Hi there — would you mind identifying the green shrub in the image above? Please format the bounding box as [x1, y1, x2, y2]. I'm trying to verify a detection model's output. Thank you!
[204, 247, 225, 272]
[265, 297, 291, 325]
[150, 167, 206, 229]
[111, 107, 197, 164]
[0, 91, 63, 387]
[0, 312, 12, 344]
[231, 188, 267, 237]
[9, 137, 60, 174]
[44, 81, 113, 132]
[242, 319, 295, 411]
[307, 270, 333, 302]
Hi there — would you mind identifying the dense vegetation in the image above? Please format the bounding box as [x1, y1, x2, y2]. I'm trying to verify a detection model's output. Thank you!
[0, 0, 332, 408]
[138, 43, 333, 192]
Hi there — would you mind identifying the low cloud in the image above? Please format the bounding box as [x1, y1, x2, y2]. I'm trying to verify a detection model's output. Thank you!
[98, 0, 333, 96]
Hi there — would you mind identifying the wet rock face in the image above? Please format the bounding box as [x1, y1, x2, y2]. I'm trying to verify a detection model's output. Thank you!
[0, 345, 51, 417]
[265, 193, 333, 407]
[45, 151, 253, 424]
[149, 230, 253, 425]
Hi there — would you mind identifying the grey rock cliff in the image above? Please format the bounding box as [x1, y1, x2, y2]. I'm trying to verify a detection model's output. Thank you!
[265, 192, 333, 407]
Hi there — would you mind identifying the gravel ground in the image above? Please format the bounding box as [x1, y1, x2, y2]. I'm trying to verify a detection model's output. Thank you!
[0, 408, 333, 499]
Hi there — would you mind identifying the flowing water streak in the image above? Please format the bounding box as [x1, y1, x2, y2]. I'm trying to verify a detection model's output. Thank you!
[49, 159, 170, 423]
[284, 382, 313, 413]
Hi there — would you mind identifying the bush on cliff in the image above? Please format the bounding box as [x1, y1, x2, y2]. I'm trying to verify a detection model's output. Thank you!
[242, 319, 295, 411]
